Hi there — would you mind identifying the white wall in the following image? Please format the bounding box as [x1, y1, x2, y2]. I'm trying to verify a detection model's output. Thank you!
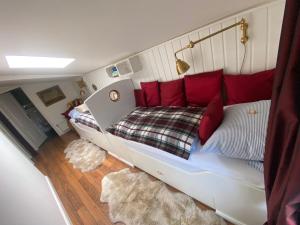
[0, 129, 70, 225]
[0, 120, 32, 160]
[83, 1, 285, 92]
[0, 85, 18, 94]
[0, 93, 47, 150]
[21, 80, 80, 136]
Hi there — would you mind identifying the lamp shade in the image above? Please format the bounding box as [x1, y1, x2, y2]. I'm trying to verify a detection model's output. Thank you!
[176, 59, 190, 75]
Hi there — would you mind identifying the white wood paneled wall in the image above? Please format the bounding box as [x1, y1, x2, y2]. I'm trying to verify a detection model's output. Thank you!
[83, 1, 285, 92]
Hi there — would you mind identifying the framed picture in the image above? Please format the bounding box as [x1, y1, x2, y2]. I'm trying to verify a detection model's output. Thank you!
[37, 85, 66, 107]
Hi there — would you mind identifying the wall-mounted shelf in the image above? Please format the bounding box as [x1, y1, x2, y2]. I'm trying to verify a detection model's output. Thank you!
[106, 65, 119, 78]
[106, 55, 142, 78]
[116, 60, 132, 75]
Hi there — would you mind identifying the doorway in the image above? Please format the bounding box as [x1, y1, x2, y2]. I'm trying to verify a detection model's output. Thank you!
[10, 88, 56, 138]
[0, 111, 37, 157]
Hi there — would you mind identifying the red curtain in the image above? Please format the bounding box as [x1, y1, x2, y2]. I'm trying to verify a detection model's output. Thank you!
[264, 0, 300, 224]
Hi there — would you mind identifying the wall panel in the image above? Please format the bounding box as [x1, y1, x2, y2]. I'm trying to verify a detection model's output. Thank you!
[251, 8, 268, 72]
[267, 3, 284, 69]
[222, 18, 238, 74]
[83, 1, 285, 92]
[199, 28, 215, 72]
[189, 32, 204, 73]
[165, 41, 178, 80]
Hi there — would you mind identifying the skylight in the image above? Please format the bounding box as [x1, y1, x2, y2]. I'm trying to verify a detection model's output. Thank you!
[5, 56, 75, 68]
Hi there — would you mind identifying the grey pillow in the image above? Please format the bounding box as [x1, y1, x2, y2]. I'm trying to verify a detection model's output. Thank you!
[200, 100, 271, 161]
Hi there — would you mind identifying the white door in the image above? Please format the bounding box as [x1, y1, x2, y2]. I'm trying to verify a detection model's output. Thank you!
[0, 93, 47, 150]
[0, 129, 71, 225]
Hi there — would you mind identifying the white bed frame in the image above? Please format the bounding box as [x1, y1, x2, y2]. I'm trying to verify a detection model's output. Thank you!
[72, 79, 266, 225]
[70, 119, 134, 166]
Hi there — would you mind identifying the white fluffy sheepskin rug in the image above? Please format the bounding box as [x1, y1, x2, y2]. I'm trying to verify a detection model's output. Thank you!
[101, 168, 227, 225]
[64, 139, 105, 172]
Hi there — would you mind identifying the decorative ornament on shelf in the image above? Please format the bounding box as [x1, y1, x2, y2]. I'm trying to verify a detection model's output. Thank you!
[76, 79, 88, 100]
[111, 66, 119, 77]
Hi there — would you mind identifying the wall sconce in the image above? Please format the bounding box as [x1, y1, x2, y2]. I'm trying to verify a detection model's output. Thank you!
[175, 18, 249, 75]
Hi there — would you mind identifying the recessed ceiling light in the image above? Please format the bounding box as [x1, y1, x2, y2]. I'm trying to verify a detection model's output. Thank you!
[5, 56, 75, 68]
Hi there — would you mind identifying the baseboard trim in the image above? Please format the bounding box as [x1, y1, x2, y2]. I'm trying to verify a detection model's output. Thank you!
[108, 152, 134, 167]
[45, 176, 73, 225]
[216, 210, 245, 225]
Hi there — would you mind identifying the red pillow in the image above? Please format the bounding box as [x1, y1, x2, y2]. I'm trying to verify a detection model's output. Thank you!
[224, 69, 275, 105]
[160, 79, 186, 107]
[199, 95, 224, 145]
[61, 107, 73, 120]
[134, 89, 147, 107]
[184, 69, 223, 107]
[141, 81, 161, 107]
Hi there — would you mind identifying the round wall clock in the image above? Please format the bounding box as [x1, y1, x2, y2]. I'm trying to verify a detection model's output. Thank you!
[109, 90, 120, 102]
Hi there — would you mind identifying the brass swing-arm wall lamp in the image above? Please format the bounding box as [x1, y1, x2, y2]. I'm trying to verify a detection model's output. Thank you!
[175, 18, 249, 75]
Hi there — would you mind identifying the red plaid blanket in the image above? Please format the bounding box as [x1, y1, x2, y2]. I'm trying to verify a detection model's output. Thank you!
[106, 107, 205, 159]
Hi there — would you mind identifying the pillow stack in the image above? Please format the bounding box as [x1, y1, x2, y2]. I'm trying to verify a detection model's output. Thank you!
[133, 68, 275, 145]
[184, 69, 223, 107]
[134, 89, 147, 107]
[160, 79, 186, 107]
[134, 68, 275, 107]
[140, 81, 160, 107]
[224, 69, 275, 105]
[135, 69, 224, 108]
[200, 100, 271, 163]
[198, 94, 224, 145]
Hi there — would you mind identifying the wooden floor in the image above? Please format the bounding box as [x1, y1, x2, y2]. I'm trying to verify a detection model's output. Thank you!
[35, 131, 231, 225]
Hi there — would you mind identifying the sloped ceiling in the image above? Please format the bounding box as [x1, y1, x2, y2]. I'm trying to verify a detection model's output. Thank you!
[0, 0, 274, 83]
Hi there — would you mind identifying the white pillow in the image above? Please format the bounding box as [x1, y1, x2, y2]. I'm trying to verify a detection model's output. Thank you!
[201, 100, 271, 161]
[75, 103, 89, 113]
[68, 109, 81, 119]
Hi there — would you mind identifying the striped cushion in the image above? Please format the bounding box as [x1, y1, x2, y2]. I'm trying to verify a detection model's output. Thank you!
[201, 100, 271, 161]
[75, 112, 101, 132]
[248, 161, 264, 172]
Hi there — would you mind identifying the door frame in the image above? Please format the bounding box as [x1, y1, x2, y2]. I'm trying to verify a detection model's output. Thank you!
[0, 111, 37, 157]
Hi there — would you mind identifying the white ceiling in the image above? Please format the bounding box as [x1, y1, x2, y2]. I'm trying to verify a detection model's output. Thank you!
[0, 0, 273, 82]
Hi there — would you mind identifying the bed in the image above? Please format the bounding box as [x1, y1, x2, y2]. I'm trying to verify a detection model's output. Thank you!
[69, 111, 135, 166]
[122, 136, 264, 188]
[71, 79, 267, 225]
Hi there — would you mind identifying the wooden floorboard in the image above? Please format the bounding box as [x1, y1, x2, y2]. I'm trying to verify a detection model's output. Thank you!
[34, 131, 232, 225]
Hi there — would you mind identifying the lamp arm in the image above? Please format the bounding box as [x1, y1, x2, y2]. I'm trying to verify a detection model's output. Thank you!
[174, 18, 248, 59]
[174, 46, 190, 59]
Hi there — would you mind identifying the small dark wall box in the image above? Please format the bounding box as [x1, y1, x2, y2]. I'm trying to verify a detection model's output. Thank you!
[37, 85, 66, 107]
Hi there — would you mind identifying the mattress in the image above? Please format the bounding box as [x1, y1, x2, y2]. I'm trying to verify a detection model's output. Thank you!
[69, 109, 101, 131]
[119, 134, 264, 189]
